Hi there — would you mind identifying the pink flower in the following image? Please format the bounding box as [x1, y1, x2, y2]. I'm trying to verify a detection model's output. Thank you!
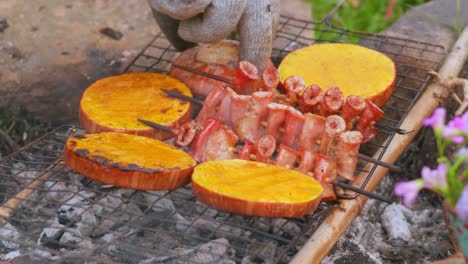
[421, 164, 448, 190]
[423, 107, 446, 129]
[442, 116, 467, 143]
[394, 179, 424, 207]
[456, 186, 468, 223]
[457, 147, 468, 157]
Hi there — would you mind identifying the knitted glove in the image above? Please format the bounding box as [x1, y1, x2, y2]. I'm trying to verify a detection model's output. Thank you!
[147, 0, 280, 72]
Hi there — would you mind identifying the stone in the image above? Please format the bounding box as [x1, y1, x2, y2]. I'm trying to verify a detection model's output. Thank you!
[381, 203, 412, 242]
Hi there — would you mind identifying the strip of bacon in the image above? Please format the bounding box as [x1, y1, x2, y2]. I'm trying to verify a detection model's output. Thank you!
[329, 131, 363, 182]
[256, 135, 276, 163]
[232, 61, 260, 95]
[320, 115, 346, 156]
[298, 113, 326, 151]
[357, 100, 385, 142]
[262, 62, 280, 92]
[175, 121, 201, 147]
[275, 144, 299, 169]
[265, 103, 288, 141]
[236, 92, 274, 142]
[229, 89, 251, 127]
[239, 140, 256, 161]
[202, 124, 239, 162]
[297, 150, 317, 174]
[313, 154, 338, 201]
[196, 83, 226, 124]
[188, 119, 222, 162]
[283, 75, 306, 105]
[320, 87, 344, 116]
[299, 84, 323, 113]
[217, 90, 232, 125]
[341, 95, 366, 129]
[281, 106, 305, 149]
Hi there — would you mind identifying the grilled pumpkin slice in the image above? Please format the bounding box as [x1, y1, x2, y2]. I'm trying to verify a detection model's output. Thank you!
[192, 159, 323, 218]
[278, 43, 396, 107]
[64, 132, 196, 190]
[79, 72, 192, 141]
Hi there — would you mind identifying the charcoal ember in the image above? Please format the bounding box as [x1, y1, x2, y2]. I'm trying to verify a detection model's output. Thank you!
[190, 238, 230, 264]
[143, 191, 175, 212]
[195, 201, 218, 218]
[57, 191, 95, 227]
[100, 233, 114, 243]
[77, 210, 98, 237]
[251, 218, 271, 233]
[0, 223, 20, 250]
[271, 219, 301, 238]
[246, 241, 276, 264]
[37, 224, 64, 249]
[97, 193, 126, 211]
[43, 181, 78, 203]
[175, 213, 192, 232]
[59, 230, 93, 253]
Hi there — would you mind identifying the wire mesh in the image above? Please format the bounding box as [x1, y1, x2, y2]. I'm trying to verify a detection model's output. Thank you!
[0, 15, 446, 263]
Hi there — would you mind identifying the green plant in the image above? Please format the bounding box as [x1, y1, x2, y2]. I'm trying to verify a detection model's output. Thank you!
[306, 0, 431, 43]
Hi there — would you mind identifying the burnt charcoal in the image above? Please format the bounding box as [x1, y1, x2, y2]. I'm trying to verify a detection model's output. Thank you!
[0, 17, 8, 33]
[38, 226, 64, 250]
[99, 27, 123, 40]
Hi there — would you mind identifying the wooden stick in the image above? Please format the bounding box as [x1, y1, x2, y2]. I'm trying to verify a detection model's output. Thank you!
[161, 89, 204, 105]
[290, 25, 468, 264]
[0, 160, 64, 223]
[171, 64, 233, 85]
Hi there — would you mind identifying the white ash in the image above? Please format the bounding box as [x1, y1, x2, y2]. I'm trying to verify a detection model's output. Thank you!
[0, 223, 20, 250]
[191, 238, 230, 264]
[3, 250, 21, 260]
[326, 181, 453, 263]
[11, 163, 37, 185]
[381, 203, 412, 241]
[31, 248, 60, 261]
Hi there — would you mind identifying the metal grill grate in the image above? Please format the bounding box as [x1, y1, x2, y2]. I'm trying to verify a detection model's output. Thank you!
[0, 15, 446, 263]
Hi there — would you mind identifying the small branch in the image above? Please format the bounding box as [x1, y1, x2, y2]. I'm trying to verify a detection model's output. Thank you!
[429, 70, 468, 115]
[0, 128, 19, 152]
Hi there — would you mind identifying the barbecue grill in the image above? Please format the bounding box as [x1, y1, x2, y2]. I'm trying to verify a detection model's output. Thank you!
[0, 14, 446, 263]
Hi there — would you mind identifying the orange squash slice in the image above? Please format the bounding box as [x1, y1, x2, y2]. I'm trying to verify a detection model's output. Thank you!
[79, 72, 192, 141]
[64, 132, 196, 190]
[278, 43, 396, 107]
[192, 159, 323, 218]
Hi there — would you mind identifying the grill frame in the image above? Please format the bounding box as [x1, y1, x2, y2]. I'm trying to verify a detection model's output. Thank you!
[0, 15, 447, 263]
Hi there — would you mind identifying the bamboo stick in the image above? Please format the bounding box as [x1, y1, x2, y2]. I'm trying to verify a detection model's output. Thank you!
[290, 25, 468, 264]
[0, 160, 64, 223]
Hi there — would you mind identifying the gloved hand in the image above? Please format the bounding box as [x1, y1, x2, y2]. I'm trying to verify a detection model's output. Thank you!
[147, 0, 280, 72]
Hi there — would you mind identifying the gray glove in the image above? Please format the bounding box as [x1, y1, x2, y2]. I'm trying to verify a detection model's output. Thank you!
[147, 0, 280, 72]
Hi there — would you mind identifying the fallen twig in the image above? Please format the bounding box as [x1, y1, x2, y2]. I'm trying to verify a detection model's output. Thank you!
[429, 70, 468, 115]
[0, 127, 19, 152]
